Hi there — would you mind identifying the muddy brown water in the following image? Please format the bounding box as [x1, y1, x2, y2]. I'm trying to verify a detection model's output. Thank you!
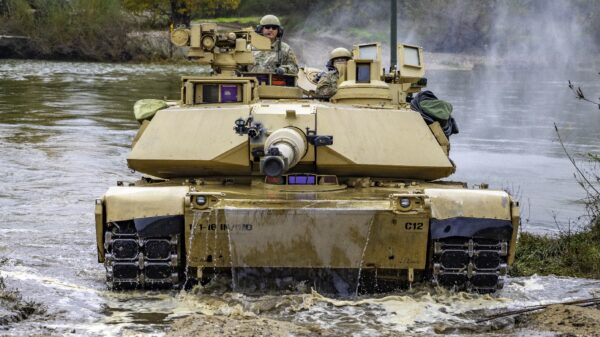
[0, 59, 599, 336]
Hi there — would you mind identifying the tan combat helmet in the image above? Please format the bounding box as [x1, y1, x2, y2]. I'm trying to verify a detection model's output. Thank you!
[259, 14, 281, 27]
[329, 47, 352, 62]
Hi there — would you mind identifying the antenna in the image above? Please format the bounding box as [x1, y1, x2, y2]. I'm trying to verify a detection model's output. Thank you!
[390, 0, 397, 71]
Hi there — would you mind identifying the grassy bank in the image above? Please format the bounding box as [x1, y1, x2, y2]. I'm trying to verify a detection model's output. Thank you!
[511, 149, 600, 279]
[511, 218, 600, 279]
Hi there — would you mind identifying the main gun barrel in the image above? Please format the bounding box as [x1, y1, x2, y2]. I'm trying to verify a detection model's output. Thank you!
[260, 128, 307, 177]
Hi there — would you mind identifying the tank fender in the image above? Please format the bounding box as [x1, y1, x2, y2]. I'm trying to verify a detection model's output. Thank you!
[97, 186, 189, 262]
[104, 186, 189, 222]
[425, 188, 514, 241]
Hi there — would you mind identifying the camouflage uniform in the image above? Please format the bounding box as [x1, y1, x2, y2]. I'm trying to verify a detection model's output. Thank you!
[315, 70, 340, 98]
[246, 40, 298, 75]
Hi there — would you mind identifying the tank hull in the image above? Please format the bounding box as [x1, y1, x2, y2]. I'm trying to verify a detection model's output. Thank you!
[96, 179, 519, 293]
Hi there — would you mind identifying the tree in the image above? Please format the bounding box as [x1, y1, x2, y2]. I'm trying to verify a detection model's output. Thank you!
[123, 0, 240, 27]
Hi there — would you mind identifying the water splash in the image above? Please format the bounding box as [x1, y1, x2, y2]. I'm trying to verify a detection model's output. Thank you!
[212, 209, 219, 277]
[355, 216, 375, 296]
[224, 207, 237, 291]
[184, 210, 201, 287]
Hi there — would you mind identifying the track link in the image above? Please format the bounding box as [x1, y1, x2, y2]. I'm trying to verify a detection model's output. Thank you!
[432, 238, 508, 293]
[104, 221, 182, 290]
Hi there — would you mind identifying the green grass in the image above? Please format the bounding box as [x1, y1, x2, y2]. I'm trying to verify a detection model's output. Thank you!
[511, 218, 600, 279]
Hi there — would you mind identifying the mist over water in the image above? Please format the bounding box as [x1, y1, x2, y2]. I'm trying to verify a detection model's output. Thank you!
[488, 0, 595, 67]
[289, 0, 599, 69]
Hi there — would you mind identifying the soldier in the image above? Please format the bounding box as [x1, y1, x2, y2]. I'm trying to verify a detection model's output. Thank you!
[246, 14, 298, 75]
[315, 47, 352, 98]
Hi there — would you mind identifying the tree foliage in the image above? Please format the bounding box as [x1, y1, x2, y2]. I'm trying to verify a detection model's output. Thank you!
[3, 0, 600, 61]
[123, 0, 240, 27]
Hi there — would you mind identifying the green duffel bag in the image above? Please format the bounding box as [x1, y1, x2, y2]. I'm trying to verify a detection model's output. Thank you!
[419, 99, 453, 121]
[133, 99, 168, 122]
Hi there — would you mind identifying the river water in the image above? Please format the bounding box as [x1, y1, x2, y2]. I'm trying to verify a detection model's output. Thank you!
[0, 59, 599, 336]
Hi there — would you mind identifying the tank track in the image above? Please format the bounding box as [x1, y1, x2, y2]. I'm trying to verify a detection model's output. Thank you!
[104, 221, 182, 290]
[432, 238, 508, 293]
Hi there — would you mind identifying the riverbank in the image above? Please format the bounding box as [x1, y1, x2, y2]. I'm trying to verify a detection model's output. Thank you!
[3, 16, 599, 70]
[511, 218, 600, 279]
[511, 148, 600, 279]
[3, 18, 600, 70]
[521, 304, 600, 337]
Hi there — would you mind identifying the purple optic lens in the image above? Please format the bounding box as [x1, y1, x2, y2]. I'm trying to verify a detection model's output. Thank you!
[221, 85, 238, 102]
[288, 175, 316, 185]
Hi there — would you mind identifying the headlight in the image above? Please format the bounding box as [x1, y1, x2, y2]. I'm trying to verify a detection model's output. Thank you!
[195, 196, 207, 205]
[399, 198, 411, 208]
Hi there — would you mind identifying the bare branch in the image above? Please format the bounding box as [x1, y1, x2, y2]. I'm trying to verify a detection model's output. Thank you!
[568, 80, 600, 109]
[554, 123, 600, 196]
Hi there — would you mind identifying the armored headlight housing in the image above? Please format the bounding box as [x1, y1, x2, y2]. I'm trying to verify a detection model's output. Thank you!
[399, 198, 411, 208]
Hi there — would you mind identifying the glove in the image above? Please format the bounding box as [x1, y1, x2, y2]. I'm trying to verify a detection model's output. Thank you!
[275, 67, 285, 75]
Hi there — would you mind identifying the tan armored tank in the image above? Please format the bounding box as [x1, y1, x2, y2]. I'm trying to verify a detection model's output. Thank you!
[94, 23, 520, 294]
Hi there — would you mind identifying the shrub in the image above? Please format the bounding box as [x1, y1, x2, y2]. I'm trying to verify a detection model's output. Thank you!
[2, 0, 140, 61]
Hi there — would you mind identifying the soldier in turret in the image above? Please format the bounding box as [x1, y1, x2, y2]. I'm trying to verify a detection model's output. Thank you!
[246, 15, 298, 75]
[315, 47, 352, 98]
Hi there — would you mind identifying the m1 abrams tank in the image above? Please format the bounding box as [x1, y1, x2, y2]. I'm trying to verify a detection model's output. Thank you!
[94, 23, 520, 294]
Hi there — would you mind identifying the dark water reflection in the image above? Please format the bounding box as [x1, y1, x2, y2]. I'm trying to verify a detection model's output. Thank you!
[0, 59, 599, 336]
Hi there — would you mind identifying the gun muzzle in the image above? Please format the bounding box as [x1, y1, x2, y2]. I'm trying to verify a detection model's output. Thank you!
[260, 128, 307, 177]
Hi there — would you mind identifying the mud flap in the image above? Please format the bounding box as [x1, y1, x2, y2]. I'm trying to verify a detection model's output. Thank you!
[430, 217, 513, 241]
[133, 215, 184, 238]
